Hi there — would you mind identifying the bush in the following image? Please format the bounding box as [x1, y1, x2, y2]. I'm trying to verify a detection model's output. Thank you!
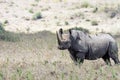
[93, 7, 98, 13]
[65, 21, 69, 25]
[0, 23, 5, 33]
[70, 27, 89, 33]
[81, 2, 92, 8]
[0, 32, 20, 42]
[91, 20, 98, 26]
[29, 8, 34, 13]
[32, 12, 42, 20]
[0, 22, 20, 42]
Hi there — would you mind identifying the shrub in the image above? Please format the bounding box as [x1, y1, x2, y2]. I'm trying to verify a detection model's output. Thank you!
[56, 22, 61, 26]
[81, 1, 91, 8]
[4, 20, 9, 24]
[35, 0, 40, 2]
[93, 7, 98, 13]
[0, 23, 5, 33]
[0, 32, 20, 42]
[91, 20, 98, 26]
[0, 22, 20, 42]
[29, 8, 34, 13]
[70, 27, 89, 33]
[32, 12, 42, 20]
[65, 21, 69, 25]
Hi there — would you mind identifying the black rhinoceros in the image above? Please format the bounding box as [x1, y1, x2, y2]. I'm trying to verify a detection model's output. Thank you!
[56, 28, 120, 65]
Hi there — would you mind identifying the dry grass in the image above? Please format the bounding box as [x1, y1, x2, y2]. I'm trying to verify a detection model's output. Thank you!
[0, 31, 120, 80]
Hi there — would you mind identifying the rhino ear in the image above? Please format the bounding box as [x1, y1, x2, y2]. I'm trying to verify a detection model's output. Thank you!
[59, 28, 63, 34]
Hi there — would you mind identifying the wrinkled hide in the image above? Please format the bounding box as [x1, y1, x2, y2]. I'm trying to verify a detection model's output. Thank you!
[57, 28, 120, 65]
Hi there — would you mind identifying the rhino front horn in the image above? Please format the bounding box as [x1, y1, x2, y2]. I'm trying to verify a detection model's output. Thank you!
[56, 31, 62, 44]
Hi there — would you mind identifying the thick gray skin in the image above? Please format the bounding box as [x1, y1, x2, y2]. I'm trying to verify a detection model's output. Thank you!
[57, 28, 120, 65]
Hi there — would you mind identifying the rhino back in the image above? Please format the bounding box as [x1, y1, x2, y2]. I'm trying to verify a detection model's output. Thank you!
[86, 34, 115, 60]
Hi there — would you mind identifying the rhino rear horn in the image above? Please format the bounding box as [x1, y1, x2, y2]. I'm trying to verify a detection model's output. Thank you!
[58, 28, 64, 40]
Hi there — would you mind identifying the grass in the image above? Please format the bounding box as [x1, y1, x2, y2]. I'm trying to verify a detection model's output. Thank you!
[17, 67, 22, 77]
[0, 71, 3, 80]
[0, 30, 119, 80]
[26, 71, 34, 80]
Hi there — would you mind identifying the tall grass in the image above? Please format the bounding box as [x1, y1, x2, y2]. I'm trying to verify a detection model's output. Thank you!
[0, 29, 119, 80]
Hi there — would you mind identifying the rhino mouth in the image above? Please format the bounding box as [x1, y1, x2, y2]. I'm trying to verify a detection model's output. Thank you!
[58, 46, 67, 50]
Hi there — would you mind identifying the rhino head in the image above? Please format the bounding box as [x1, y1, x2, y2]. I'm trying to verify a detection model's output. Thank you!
[56, 28, 71, 50]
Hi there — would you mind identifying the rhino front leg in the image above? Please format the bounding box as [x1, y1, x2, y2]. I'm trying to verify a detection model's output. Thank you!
[76, 52, 85, 64]
[68, 50, 85, 65]
[102, 53, 111, 66]
[102, 57, 111, 66]
[70, 53, 84, 65]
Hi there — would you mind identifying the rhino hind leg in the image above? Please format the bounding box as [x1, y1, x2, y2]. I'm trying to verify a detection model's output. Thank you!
[108, 42, 120, 64]
[102, 54, 111, 66]
[109, 53, 120, 64]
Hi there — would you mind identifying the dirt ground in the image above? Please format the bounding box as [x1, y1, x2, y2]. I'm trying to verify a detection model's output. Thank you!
[0, 0, 120, 33]
[0, 0, 120, 80]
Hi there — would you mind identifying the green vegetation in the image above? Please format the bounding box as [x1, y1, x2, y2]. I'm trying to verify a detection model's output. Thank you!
[26, 71, 34, 80]
[29, 8, 34, 13]
[91, 20, 98, 26]
[70, 27, 89, 33]
[31, 4, 38, 7]
[4, 20, 9, 24]
[93, 7, 98, 13]
[0, 23, 5, 33]
[0, 22, 20, 42]
[11, 74, 17, 80]
[17, 67, 22, 77]
[65, 21, 69, 25]
[0, 71, 3, 80]
[81, 1, 92, 8]
[35, 0, 40, 2]
[32, 12, 42, 20]
[56, 22, 62, 26]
